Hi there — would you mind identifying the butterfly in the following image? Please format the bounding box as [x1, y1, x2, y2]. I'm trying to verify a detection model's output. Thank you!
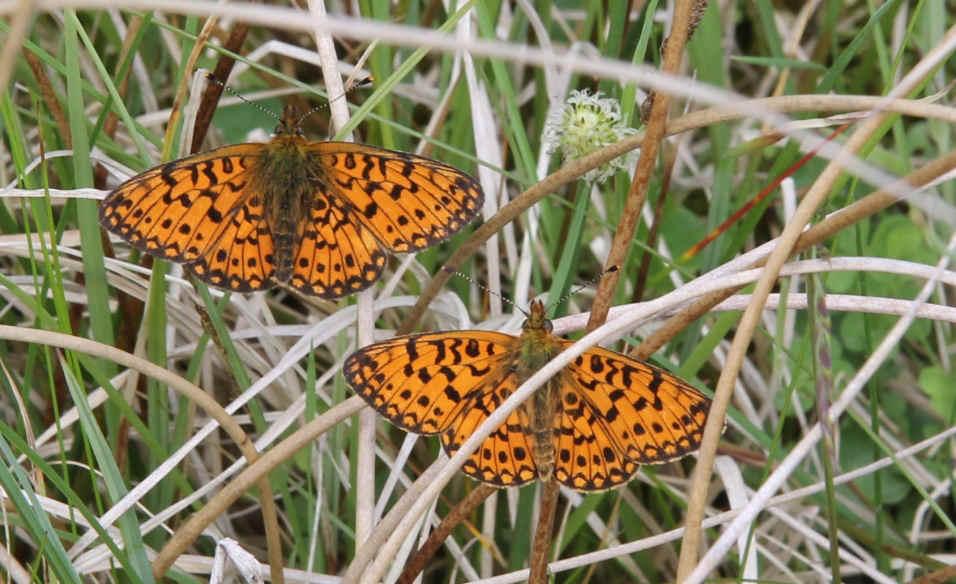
[99, 105, 483, 297]
[344, 299, 713, 491]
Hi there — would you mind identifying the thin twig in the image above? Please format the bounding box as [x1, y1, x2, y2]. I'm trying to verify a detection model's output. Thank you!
[629, 147, 956, 360]
[632, 143, 676, 302]
[396, 483, 497, 584]
[586, 0, 697, 331]
[529, 480, 561, 583]
[190, 22, 249, 152]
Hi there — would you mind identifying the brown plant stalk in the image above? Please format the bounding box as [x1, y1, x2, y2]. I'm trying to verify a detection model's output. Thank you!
[632, 143, 677, 303]
[396, 483, 497, 584]
[528, 479, 561, 583]
[191, 23, 250, 153]
[586, 0, 697, 332]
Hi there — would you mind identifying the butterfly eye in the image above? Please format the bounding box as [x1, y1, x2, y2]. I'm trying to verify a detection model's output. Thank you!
[274, 119, 302, 136]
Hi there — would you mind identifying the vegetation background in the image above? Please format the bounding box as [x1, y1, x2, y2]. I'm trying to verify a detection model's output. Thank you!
[0, 0, 954, 582]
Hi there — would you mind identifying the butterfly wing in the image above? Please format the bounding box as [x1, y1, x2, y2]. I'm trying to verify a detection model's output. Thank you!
[555, 345, 711, 490]
[343, 330, 538, 488]
[100, 145, 277, 291]
[287, 191, 386, 298]
[441, 373, 538, 488]
[311, 142, 483, 253]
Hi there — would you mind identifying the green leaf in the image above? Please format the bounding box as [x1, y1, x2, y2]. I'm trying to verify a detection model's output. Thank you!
[919, 366, 956, 423]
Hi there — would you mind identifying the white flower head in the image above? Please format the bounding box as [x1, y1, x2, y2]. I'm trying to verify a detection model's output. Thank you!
[544, 89, 638, 183]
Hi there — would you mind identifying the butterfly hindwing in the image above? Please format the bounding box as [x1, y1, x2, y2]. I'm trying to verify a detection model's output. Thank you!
[288, 191, 386, 298]
[562, 345, 710, 466]
[185, 190, 276, 292]
[554, 375, 640, 490]
[313, 142, 483, 253]
[441, 373, 538, 488]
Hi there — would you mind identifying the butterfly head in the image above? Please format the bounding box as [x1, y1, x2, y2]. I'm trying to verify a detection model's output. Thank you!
[521, 299, 553, 334]
[275, 104, 305, 137]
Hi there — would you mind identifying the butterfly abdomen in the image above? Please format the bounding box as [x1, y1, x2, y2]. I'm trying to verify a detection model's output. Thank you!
[258, 137, 318, 283]
[517, 302, 565, 483]
[526, 381, 561, 481]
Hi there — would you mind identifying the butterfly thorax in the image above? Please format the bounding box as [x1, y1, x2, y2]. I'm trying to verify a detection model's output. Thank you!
[515, 300, 564, 482]
[238, 105, 323, 283]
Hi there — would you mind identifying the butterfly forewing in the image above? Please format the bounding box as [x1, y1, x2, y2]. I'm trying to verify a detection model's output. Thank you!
[344, 331, 516, 432]
[100, 147, 262, 265]
[313, 143, 483, 252]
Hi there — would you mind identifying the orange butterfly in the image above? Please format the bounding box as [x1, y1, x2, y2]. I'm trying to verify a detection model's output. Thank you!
[344, 300, 712, 491]
[100, 105, 483, 297]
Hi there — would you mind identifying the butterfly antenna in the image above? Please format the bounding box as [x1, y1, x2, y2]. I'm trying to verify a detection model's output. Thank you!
[446, 268, 528, 317]
[294, 75, 374, 129]
[546, 266, 620, 314]
[205, 72, 282, 122]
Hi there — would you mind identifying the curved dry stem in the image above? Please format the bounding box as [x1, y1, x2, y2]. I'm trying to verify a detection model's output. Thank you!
[398, 94, 956, 334]
[396, 483, 497, 584]
[344, 457, 447, 582]
[630, 147, 956, 359]
[675, 24, 956, 580]
[152, 395, 365, 577]
[0, 325, 283, 578]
